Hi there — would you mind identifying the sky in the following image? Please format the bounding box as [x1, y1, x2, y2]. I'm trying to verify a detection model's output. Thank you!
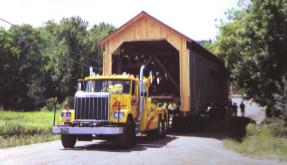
[0, 0, 238, 40]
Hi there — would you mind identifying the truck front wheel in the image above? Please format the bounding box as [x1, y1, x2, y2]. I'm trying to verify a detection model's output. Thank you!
[115, 118, 135, 149]
[61, 134, 77, 148]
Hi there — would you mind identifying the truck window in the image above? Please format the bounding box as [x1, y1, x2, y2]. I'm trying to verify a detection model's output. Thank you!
[85, 79, 130, 94]
[120, 81, 130, 94]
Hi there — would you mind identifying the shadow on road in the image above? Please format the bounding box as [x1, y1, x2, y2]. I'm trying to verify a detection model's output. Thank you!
[169, 116, 255, 141]
[63, 117, 254, 152]
[65, 135, 177, 152]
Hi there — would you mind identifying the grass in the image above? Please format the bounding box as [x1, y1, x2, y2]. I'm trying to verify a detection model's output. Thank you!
[0, 134, 59, 148]
[0, 110, 61, 149]
[223, 119, 287, 161]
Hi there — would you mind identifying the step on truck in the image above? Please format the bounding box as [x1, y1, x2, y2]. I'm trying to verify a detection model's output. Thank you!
[52, 66, 168, 148]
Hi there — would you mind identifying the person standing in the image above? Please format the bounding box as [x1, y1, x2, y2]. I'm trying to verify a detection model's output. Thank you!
[232, 103, 238, 117]
[240, 101, 245, 117]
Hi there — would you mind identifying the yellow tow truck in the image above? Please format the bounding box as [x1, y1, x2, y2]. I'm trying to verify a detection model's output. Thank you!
[52, 66, 168, 148]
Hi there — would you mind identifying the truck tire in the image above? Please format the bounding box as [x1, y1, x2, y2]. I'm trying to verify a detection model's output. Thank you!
[163, 117, 167, 137]
[156, 118, 166, 138]
[167, 112, 170, 128]
[172, 116, 178, 130]
[61, 134, 77, 148]
[115, 118, 135, 149]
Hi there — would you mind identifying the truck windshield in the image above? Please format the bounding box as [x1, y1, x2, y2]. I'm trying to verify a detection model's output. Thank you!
[85, 80, 130, 94]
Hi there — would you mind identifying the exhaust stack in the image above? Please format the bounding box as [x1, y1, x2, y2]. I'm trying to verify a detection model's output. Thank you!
[89, 67, 93, 76]
[139, 65, 146, 119]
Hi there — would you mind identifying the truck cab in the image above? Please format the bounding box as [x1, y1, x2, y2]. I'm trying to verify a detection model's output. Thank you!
[52, 66, 168, 148]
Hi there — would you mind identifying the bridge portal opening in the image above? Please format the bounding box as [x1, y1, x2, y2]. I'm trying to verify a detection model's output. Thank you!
[111, 40, 180, 97]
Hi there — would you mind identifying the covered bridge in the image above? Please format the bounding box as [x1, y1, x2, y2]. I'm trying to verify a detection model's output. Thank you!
[99, 11, 228, 115]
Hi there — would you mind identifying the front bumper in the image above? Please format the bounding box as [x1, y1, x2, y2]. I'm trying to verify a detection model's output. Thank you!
[52, 126, 123, 135]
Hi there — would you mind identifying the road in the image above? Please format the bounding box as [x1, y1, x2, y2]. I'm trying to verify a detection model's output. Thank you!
[0, 134, 285, 165]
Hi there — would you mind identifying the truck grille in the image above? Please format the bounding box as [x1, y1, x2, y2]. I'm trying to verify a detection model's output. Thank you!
[74, 96, 109, 120]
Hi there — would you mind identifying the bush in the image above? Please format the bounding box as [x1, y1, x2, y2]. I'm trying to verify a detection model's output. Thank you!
[262, 118, 287, 137]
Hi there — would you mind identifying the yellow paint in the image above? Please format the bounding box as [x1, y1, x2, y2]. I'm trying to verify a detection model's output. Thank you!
[140, 98, 157, 131]
[58, 109, 75, 125]
[109, 94, 134, 123]
[58, 74, 167, 133]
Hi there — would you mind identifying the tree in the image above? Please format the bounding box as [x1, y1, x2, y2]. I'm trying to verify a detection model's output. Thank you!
[41, 17, 88, 99]
[0, 25, 47, 110]
[0, 17, 115, 110]
[0, 27, 14, 109]
[42, 18, 115, 100]
[86, 23, 116, 73]
[208, 0, 287, 118]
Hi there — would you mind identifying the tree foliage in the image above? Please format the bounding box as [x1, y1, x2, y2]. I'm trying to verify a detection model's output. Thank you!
[0, 25, 46, 110]
[207, 0, 287, 118]
[0, 17, 115, 110]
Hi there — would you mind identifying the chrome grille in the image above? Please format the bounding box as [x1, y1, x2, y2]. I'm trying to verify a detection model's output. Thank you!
[74, 96, 109, 120]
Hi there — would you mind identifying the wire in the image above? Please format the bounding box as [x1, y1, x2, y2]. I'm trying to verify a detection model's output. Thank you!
[0, 18, 16, 26]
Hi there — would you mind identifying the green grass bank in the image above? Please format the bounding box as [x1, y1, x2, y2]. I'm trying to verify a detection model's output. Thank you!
[0, 110, 60, 148]
[224, 118, 287, 161]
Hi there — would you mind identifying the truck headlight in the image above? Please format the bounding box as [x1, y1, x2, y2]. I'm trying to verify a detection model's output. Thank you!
[113, 111, 125, 119]
[61, 112, 71, 118]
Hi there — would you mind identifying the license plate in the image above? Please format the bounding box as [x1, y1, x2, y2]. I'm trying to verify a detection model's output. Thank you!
[60, 128, 69, 134]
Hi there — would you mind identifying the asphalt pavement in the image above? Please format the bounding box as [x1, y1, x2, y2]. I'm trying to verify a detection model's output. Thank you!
[0, 133, 285, 165]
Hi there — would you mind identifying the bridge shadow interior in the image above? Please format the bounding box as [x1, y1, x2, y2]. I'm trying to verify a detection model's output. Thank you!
[66, 135, 177, 152]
